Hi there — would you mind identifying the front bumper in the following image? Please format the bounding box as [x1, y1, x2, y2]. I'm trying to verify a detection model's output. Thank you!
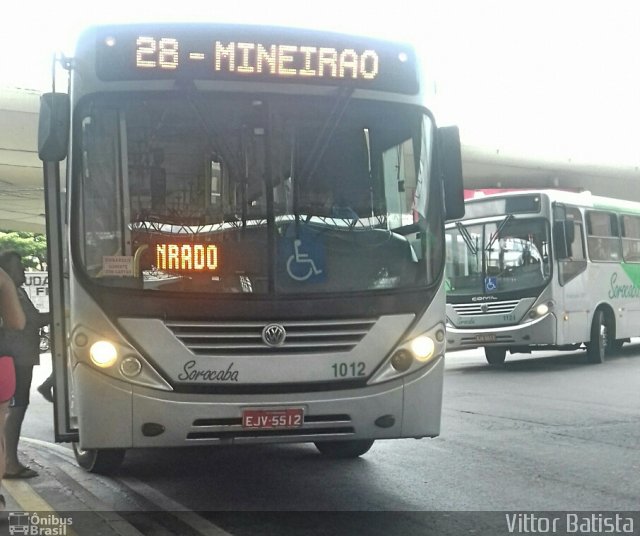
[74, 356, 444, 449]
[445, 313, 557, 351]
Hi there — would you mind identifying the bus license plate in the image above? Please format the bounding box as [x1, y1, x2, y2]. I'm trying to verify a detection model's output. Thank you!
[242, 408, 304, 430]
[475, 334, 497, 343]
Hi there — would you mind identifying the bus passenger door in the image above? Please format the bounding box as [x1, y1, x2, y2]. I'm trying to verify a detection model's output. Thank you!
[554, 204, 589, 344]
[38, 92, 78, 442]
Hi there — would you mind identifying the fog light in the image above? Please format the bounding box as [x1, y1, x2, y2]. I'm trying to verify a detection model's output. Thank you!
[89, 341, 118, 368]
[391, 349, 413, 372]
[142, 422, 165, 437]
[120, 356, 142, 377]
[375, 415, 396, 428]
[411, 335, 435, 362]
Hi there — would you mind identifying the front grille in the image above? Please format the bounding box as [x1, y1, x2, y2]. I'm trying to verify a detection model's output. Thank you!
[452, 300, 520, 316]
[186, 413, 355, 441]
[165, 318, 377, 357]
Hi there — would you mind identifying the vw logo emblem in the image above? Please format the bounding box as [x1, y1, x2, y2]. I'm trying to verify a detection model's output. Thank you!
[481, 304, 489, 313]
[262, 324, 287, 347]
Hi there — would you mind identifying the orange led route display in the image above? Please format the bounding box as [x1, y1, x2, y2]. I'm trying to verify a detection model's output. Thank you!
[155, 243, 218, 272]
[135, 38, 379, 82]
[94, 26, 418, 94]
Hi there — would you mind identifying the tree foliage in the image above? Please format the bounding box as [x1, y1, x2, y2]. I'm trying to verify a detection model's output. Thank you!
[0, 231, 47, 270]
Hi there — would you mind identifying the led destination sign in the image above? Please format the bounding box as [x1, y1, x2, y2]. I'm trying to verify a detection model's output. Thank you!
[156, 243, 218, 272]
[93, 25, 419, 94]
[135, 37, 379, 81]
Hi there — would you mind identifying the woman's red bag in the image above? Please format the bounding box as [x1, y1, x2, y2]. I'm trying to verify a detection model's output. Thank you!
[0, 355, 16, 402]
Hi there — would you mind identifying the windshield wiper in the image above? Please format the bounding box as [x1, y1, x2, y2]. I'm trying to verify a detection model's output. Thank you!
[455, 221, 478, 255]
[486, 214, 514, 252]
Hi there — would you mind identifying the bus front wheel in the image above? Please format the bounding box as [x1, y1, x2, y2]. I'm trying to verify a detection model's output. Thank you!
[484, 347, 507, 366]
[586, 310, 609, 364]
[73, 443, 125, 474]
[314, 439, 374, 458]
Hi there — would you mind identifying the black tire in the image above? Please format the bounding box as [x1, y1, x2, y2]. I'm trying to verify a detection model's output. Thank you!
[485, 347, 507, 366]
[586, 310, 609, 364]
[73, 443, 125, 474]
[314, 439, 375, 458]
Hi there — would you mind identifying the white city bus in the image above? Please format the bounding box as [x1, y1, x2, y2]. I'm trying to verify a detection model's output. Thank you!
[445, 189, 640, 365]
[38, 23, 464, 472]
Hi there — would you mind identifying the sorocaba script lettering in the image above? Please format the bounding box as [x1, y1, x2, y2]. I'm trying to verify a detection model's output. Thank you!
[178, 360, 239, 382]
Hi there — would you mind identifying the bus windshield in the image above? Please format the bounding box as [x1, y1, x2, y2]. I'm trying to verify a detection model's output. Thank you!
[75, 93, 438, 294]
[446, 218, 551, 296]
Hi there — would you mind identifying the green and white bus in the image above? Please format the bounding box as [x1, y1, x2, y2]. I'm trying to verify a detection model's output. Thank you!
[38, 23, 464, 472]
[445, 189, 640, 365]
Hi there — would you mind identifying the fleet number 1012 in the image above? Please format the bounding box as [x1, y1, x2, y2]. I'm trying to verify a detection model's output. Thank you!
[331, 362, 366, 378]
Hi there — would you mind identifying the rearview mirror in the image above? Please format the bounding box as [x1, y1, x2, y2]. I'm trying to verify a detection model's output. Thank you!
[38, 93, 70, 162]
[437, 126, 465, 221]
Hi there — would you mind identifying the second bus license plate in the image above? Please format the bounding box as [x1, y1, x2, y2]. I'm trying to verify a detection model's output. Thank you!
[475, 333, 497, 343]
[242, 408, 304, 430]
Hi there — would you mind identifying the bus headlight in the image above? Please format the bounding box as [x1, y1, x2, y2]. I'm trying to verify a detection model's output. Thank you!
[89, 340, 118, 368]
[535, 304, 549, 316]
[529, 301, 553, 319]
[390, 335, 437, 372]
[411, 335, 435, 362]
[372, 324, 445, 383]
[71, 324, 173, 391]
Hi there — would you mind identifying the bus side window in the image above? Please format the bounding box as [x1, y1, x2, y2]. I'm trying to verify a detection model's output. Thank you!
[586, 211, 621, 262]
[621, 214, 640, 262]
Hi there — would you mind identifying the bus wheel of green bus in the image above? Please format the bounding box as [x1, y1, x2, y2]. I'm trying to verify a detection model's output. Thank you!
[484, 347, 507, 366]
[314, 439, 375, 458]
[73, 443, 125, 474]
[586, 310, 609, 364]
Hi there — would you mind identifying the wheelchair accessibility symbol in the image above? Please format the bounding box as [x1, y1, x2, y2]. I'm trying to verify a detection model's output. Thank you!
[287, 239, 323, 281]
[485, 276, 497, 292]
[278, 225, 326, 283]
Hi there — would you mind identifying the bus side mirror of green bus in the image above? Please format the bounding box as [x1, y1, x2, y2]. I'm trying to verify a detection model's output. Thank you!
[437, 126, 465, 222]
[38, 93, 70, 162]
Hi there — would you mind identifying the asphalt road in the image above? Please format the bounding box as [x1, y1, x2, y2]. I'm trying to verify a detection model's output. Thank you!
[8, 344, 640, 535]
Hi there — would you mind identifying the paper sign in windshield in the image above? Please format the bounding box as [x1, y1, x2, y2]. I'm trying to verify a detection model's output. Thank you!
[103, 256, 134, 277]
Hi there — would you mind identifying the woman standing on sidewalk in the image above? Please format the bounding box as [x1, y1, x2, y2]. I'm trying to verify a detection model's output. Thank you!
[0, 251, 49, 482]
[0, 266, 27, 510]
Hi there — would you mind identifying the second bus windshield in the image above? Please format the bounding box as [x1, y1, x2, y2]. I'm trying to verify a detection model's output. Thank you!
[446, 218, 551, 296]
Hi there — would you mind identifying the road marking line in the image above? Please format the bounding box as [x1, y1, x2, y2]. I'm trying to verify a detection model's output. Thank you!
[3, 479, 53, 512]
[2, 480, 80, 536]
